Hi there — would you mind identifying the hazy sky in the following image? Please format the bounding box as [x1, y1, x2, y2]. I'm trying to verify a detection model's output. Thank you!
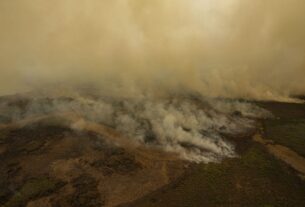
[0, 0, 304, 100]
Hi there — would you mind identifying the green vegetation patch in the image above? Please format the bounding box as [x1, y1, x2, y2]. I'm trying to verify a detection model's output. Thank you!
[130, 145, 305, 207]
[263, 118, 305, 157]
[3, 177, 64, 207]
[257, 102, 305, 119]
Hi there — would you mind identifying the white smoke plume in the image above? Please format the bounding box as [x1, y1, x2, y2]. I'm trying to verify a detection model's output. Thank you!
[0, 92, 270, 162]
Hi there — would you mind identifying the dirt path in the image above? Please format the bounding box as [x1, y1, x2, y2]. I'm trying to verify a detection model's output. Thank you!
[253, 134, 305, 179]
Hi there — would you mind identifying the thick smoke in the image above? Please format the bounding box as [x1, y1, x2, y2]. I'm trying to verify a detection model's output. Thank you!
[0, 1, 302, 162]
[0, 0, 305, 100]
[0, 93, 270, 162]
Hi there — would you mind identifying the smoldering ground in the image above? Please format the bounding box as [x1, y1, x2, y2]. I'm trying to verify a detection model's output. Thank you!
[0, 1, 303, 162]
[0, 93, 270, 162]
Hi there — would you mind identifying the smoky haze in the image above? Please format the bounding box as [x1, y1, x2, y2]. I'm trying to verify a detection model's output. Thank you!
[2, 0, 298, 162]
[0, 0, 305, 99]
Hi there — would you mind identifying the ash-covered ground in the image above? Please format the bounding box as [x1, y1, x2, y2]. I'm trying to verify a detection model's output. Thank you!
[1, 93, 305, 207]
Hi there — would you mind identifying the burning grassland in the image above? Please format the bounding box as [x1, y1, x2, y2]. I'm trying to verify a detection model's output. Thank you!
[0, 92, 270, 163]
